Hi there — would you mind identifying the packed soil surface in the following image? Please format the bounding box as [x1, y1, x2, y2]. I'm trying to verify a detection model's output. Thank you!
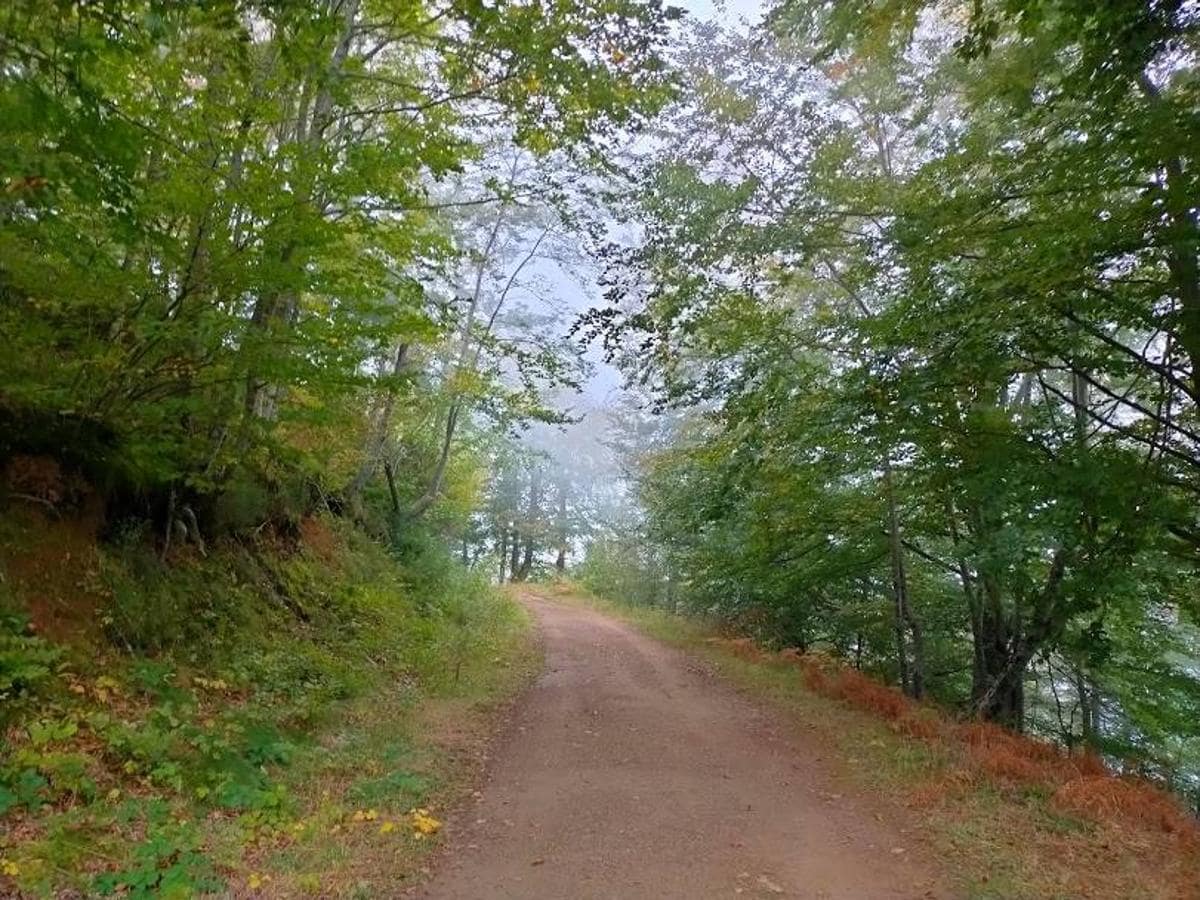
[419, 592, 949, 899]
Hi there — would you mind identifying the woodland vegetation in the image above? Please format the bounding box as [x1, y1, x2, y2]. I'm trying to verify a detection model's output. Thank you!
[2, 0, 1200, 891]
[0, 0, 674, 535]
[0, 0, 668, 893]
[579, 0, 1200, 810]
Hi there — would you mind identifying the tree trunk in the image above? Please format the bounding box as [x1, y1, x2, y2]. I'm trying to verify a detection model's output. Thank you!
[947, 501, 989, 709]
[970, 594, 1026, 730]
[509, 527, 521, 580]
[1075, 665, 1098, 745]
[382, 460, 400, 514]
[243, 0, 361, 424]
[514, 467, 542, 581]
[348, 343, 409, 500]
[498, 527, 509, 583]
[405, 402, 459, 519]
[554, 480, 569, 573]
[517, 535, 534, 581]
[981, 664, 1025, 729]
[883, 460, 925, 699]
[1072, 369, 1089, 442]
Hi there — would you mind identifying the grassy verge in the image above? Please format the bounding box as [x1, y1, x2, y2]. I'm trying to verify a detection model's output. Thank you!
[0, 509, 539, 898]
[547, 580, 1200, 900]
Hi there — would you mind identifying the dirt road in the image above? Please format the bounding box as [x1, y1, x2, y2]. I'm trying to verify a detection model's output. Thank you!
[419, 593, 948, 899]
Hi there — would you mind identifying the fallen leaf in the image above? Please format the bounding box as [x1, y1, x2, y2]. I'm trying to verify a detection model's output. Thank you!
[411, 809, 441, 836]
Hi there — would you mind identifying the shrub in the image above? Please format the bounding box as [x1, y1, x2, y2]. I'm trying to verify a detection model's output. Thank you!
[0, 611, 61, 721]
[210, 471, 273, 535]
[92, 819, 222, 898]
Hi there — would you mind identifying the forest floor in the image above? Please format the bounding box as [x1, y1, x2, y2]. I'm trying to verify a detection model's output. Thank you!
[416, 585, 1200, 900]
[416, 589, 948, 899]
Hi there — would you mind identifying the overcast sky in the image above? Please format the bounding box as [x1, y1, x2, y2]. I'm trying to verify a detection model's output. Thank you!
[572, 0, 765, 396]
[517, 0, 768, 468]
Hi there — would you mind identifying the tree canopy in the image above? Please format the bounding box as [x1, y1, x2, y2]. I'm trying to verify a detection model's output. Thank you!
[0, 0, 677, 531]
[5, 0, 1200, 818]
[579, 0, 1200, 803]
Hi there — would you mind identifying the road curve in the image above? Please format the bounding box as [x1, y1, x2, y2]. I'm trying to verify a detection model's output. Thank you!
[419, 592, 947, 899]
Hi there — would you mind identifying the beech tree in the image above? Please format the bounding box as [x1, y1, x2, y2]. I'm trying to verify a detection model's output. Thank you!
[582, 0, 1200, 796]
[0, 0, 678, 536]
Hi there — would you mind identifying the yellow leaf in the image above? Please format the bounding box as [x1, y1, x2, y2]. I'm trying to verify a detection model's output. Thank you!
[1, 859, 19, 877]
[411, 809, 441, 836]
[379, 821, 396, 834]
[248, 872, 269, 890]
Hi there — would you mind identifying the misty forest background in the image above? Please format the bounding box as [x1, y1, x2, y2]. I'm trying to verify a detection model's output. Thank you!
[3, 0, 1200, 853]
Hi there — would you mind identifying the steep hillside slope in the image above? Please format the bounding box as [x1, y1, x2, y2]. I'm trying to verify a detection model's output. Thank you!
[0, 502, 536, 898]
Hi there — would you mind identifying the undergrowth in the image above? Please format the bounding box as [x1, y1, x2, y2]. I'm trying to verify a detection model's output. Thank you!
[551, 580, 1200, 900]
[0, 510, 535, 898]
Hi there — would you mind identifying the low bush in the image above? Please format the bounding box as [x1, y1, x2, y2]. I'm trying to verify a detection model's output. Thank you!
[0, 611, 61, 723]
